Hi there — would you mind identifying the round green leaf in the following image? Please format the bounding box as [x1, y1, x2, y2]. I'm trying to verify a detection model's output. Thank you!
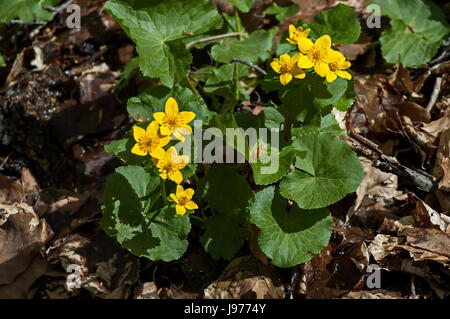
[250, 186, 332, 268]
[311, 4, 361, 44]
[374, 0, 450, 67]
[104, 0, 222, 87]
[280, 129, 363, 209]
[200, 214, 247, 260]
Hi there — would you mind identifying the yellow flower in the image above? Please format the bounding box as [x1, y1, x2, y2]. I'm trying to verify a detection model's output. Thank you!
[325, 50, 352, 83]
[153, 97, 196, 142]
[297, 35, 337, 77]
[170, 185, 198, 216]
[155, 146, 189, 184]
[131, 121, 171, 159]
[286, 25, 310, 45]
[270, 53, 306, 85]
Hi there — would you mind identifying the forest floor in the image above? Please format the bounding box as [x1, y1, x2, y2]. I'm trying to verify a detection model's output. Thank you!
[0, 0, 449, 299]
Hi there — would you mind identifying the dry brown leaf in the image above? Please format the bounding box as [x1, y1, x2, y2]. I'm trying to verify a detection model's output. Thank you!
[413, 196, 450, 233]
[203, 256, 285, 299]
[0, 202, 53, 297]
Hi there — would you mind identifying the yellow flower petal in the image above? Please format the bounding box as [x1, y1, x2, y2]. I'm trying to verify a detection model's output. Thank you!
[315, 35, 331, 50]
[133, 126, 145, 141]
[286, 38, 296, 45]
[173, 131, 186, 142]
[175, 155, 189, 169]
[159, 171, 168, 180]
[288, 24, 296, 37]
[170, 193, 179, 204]
[176, 185, 184, 197]
[298, 37, 313, 53]
[294, 72, 306, 79]
[150, 147, 166, 160]
[185, 201, 198, 210]
[146, 120, 160, 136]
[165, 97, 179, 115]
[291, 52, 303, 64]
[326, 50, 344, 64]
[314, 62, 330, 77]
[169, 170, 183, 184]
[180, 111, 196, 123]
[270, 60, 282, 73]
[339, 61, 351, 70]
[158, 135, 171, 147]
[279, 54, 291, 63]
[326, 72, 337, 83]
[280, 73, 293, 85]
[131, 143, 147, 156]
[153, 112, 166, 125]
[184, 188, 195, 199]
[176, 205, 186, 215]
[337, 70, 352, 80]
[297, 55, 314, 69]
[160, 125, 172, 136]
[176, 125, 192, 135]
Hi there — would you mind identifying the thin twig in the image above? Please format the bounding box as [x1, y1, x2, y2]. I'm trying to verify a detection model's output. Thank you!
[186, 32, 243, 49]
[10, 20, 47, 25]
[344, 131, 437, 192]
[426, 76, 442, 112]
[44, 0, 74, 13]
[231, 57, 267, 75]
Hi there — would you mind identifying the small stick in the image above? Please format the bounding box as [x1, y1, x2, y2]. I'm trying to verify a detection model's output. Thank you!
[10, 20, 47, 25]
[231, 57, 267, 75]
[426, 76, 442, 112]
[186, 32, 243, 49]
[44, 0, 74, 13]
[344, 131, 436, 192]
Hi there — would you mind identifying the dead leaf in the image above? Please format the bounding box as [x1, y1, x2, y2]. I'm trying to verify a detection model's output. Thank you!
[0, 202, 53, 297]
[203, 256, 285, 299]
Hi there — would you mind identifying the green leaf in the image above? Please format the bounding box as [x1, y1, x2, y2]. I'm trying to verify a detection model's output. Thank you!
[104, 130, 147, 166]
[203, 165, 254, 214]
[200, 214, 247, 259]
[373, 0, 450, 67]
[333, 78, 355, 111]
[211, 29, 276, 64]
[102, 166, 160, 231]
[280, 129, 363, 209]
[262, 106, 284, 129]
[310, 4, 361, 44]
[0, 54, 5, 67]
[116, 57, 140, 89]
[280, 74, 349, 121]
[227, 0, 253, 13]
[266, 3, 299, 21]
[204, 63, 249, 98]
[104, 0, 222, 87]
[101, 166, 191, 261]
[250, 144, 294, 185]
[250, 186, 332, 268]
[0, 0, 60, 23]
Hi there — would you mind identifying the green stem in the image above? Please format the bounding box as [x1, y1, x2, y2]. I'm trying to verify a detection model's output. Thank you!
[234, 9, 243, 40]
[185, 75, 200, 96]
[233, 63, 239, 111]
[147, 209, 162, 224]
[190, 214, 206, 224]
[161, 180, 168, 204]
[284, 118, 292, 142]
